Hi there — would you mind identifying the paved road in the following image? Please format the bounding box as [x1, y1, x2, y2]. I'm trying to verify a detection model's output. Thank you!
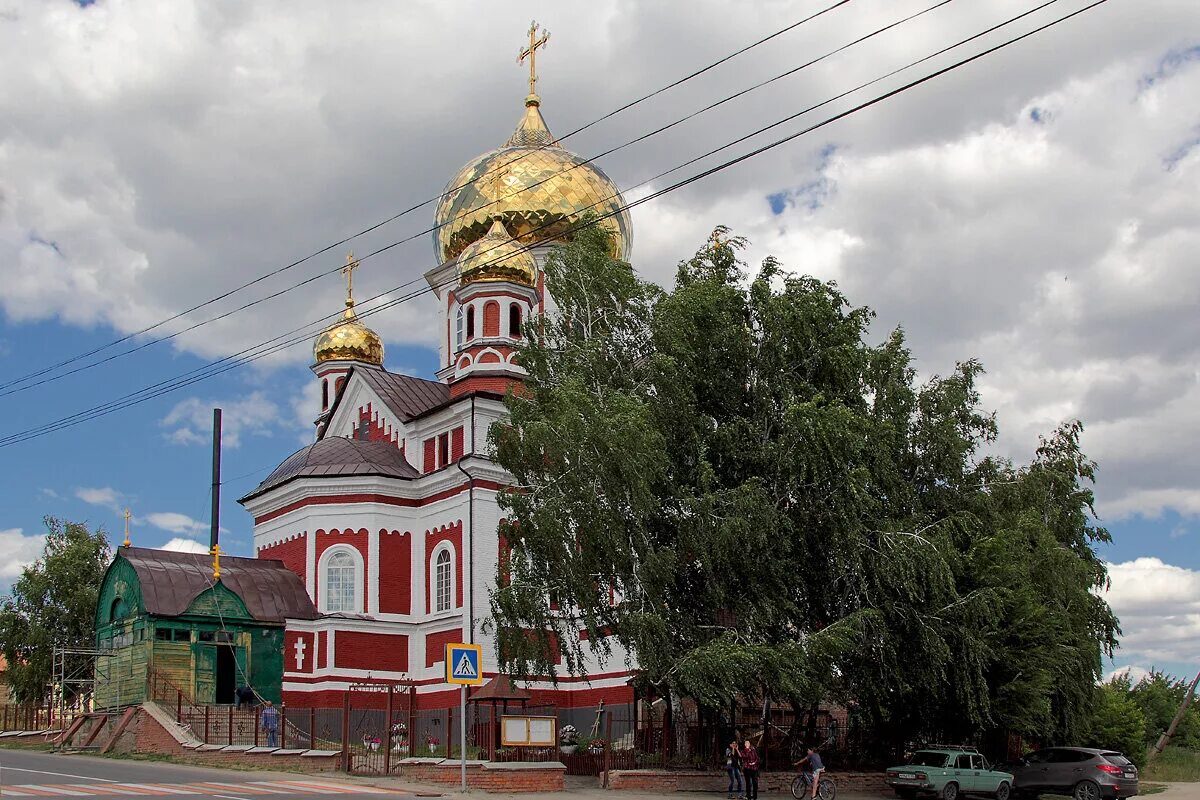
[0, 749, 411, 800]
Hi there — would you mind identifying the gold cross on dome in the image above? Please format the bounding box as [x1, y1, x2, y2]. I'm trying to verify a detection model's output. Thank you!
[123, 508, 131, 548]
[343, 252, 360, 306]
[518, 21, 550, 97]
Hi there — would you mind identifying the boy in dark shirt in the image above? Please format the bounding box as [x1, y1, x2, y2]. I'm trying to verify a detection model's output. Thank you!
[796, 746, 825, 799]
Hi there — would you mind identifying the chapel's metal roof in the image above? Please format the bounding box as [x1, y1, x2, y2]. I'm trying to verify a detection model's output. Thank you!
[118, 546, 317, 622]
[356, 368, 450, 421]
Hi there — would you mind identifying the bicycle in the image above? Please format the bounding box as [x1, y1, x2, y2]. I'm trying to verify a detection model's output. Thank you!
[791, 768, 836, 800]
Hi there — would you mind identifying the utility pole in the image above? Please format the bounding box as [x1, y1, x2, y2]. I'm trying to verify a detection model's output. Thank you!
[210, 408, 223, 579]
[1149, 669, 1200, 761]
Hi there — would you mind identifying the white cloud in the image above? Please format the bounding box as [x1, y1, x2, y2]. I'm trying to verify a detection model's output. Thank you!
[144, 511, 208, 535]
[160, 391, 280, 448]
[159, 537, 210, 554]
[0, 528, 46, 581]
[0, 0, 1198, 523]
[75, 486, 121, 511]
[1103, 558, 1200, 667]
[1104, 665, 1152, 685]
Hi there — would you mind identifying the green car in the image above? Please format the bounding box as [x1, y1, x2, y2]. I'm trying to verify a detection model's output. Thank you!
[886, 747, 1015, 800]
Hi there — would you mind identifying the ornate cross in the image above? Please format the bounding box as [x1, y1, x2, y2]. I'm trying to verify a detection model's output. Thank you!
[343, 252, 360, 305]
[294, 637, 307, 670]
[518, 21, 550, 97]
[123, 508, 131, 548]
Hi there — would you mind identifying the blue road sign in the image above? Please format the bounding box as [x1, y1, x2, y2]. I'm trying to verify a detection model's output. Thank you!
[446, 642, 483, 685]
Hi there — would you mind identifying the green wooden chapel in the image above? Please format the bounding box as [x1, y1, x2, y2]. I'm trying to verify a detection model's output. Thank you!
[94, 546, 316, 710]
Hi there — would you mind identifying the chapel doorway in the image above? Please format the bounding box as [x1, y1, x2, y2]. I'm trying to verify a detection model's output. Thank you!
[215, 645, 237, 704]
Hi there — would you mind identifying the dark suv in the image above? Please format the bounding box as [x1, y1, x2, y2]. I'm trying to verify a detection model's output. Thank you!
[1003, 747, 1138, 800]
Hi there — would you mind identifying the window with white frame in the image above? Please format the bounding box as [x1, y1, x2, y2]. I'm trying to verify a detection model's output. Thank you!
[324, 549, 358, 613]
[455, 306, 464, 350]
[434, 548, 453, 612]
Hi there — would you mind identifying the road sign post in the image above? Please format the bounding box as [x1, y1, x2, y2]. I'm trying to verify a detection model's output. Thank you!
[446, 643, 484, 791]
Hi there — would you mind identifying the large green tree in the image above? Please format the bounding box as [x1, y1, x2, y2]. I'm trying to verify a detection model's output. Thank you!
[489, 225, 1118, 747]
[0, 518, 111, 702]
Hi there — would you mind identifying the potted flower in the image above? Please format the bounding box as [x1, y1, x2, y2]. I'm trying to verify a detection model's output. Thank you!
[559, 724, 579, 754]
[425, 734, 441, 755]
[587, 737, 607, 754]
[362, 733, 381, 751]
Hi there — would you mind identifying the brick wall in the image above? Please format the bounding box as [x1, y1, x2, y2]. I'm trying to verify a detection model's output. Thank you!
[125, 707, 338, 772]
[258, 535, 306, 580]
[399, 758, 565, 793]
[605, 769, 891, 795]
[378, 530, 412, 615]
[334, 631, 408, 672]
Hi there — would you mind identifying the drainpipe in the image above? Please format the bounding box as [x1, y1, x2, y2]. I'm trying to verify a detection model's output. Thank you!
[455, 396, 477, 644]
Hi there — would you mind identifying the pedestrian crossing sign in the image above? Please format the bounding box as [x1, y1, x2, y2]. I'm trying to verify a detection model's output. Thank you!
[445, 642, 483, 685]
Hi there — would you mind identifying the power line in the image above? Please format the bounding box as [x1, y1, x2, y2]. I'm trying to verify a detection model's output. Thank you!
[0, 0, 851, 395]
[0, 0, 902, 400]
[0, 0, 1106, 450]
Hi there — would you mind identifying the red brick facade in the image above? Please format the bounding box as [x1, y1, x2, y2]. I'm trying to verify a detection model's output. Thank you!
[315, 528, 369, 612]
[424, 628, 461, 669]
[258, 534, 305, 578]
[424, 521, 463, 613]
[334, 631, 409, 671]
[378, 529, 412, 615]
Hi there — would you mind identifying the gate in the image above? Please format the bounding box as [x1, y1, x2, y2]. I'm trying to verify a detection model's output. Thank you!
[344, 682, 416, 775]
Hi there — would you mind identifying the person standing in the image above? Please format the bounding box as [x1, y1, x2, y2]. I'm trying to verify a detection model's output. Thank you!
[725, 739, 744, 799]
[741, 738, 761, 800]
[261, 700, 279, 747]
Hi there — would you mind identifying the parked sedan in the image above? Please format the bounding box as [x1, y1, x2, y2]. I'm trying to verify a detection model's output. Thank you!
[1002, 747, 1139, 800]
[886, 747, 1014, 800]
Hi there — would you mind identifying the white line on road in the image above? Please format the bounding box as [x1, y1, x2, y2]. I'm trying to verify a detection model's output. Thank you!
[0, 768, 117, 783]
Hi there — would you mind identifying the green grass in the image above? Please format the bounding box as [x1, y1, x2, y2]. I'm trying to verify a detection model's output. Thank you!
[1143, 746, 1200, 782]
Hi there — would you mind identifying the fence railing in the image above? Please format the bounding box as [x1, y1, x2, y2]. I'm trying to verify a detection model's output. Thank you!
[0, 703, 55, 732]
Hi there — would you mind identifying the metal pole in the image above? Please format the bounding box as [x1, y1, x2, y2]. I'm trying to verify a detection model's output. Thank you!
[384, 686, 394, 775]
[209, 408, 222, 551]
[460, 686, 467, 790]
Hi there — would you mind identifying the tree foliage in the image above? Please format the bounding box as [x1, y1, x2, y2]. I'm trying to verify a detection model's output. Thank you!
[1086, 673, 1147, 766]
[489, 225, 1119, 747]
[0, 518, 111, 702]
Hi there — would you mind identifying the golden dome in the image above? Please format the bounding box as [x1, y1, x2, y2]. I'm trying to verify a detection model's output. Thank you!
[313, 255, 384, 365]
[433, 94, 632, 264]
[457, 219, 537, 286]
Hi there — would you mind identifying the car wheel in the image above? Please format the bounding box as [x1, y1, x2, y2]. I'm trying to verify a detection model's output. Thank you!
[943, 783, 959, 800]
[996, 782, 1012, 800]
[1072, 781, 1101, 800]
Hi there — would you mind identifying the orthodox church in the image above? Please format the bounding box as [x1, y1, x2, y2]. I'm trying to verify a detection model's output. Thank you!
[237, 37, 636, 712]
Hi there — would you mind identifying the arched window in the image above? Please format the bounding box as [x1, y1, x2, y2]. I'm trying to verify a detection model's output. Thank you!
[435, 549, 452, 612]
[325, 550, 357, 613]
[110, 596, 128, 622]
[321, 379, 329, 410]
[455, 306, 464, 350]
[466, 306, 476, 341]
[509, 304, 522, 338]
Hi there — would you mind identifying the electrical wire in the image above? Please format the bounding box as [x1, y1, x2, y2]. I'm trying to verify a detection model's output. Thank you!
[0, 0, 931, 400]
[0, 0, 1106, 450]
[0, 0, 852, 395]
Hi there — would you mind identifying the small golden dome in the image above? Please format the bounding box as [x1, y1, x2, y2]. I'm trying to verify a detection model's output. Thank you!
[433, 94, 632, 264]
[313, 254, 384, 365]
[457, 219, 537, 286]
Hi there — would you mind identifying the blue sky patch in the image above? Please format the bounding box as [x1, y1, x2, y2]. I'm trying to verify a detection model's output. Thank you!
[1138, 43, 1200, 92]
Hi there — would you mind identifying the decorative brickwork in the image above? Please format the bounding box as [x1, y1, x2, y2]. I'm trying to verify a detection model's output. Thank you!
[398, 758, 565, 792]
[334, 630, 409, 671]
[378, 530, 412, 615]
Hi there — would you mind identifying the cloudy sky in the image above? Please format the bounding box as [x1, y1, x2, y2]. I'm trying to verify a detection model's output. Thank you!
[1, 0, 1197, 681]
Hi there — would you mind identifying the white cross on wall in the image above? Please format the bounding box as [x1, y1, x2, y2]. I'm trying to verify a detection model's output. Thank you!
[294, 637, 307, 670]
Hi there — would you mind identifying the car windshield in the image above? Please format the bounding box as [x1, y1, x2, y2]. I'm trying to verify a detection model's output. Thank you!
[910, 752, 950, 767]
[1102, 754, 1132, 767]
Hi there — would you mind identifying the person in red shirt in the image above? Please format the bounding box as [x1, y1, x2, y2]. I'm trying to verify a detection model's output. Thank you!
[740, 738, 761, 800]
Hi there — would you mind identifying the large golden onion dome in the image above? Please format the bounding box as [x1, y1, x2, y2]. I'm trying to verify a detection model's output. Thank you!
[313, 255, 384, 366]
[457, 219, 538, 286]
[433, 93, 632, 264]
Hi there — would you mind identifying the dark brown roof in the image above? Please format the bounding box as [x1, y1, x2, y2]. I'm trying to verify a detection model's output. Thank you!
[357, 368, 450, 421]
[469, 675, 534, 703]
[118, 547, 317, 622]
[239, 437, 419, 502]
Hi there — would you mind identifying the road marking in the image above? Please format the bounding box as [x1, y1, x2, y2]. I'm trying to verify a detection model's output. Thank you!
[21, 788, 92, 797]
[0, 769, 118, 783]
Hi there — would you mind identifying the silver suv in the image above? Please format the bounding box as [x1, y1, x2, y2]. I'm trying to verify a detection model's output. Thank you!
[1004, 747, 1138, 800]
